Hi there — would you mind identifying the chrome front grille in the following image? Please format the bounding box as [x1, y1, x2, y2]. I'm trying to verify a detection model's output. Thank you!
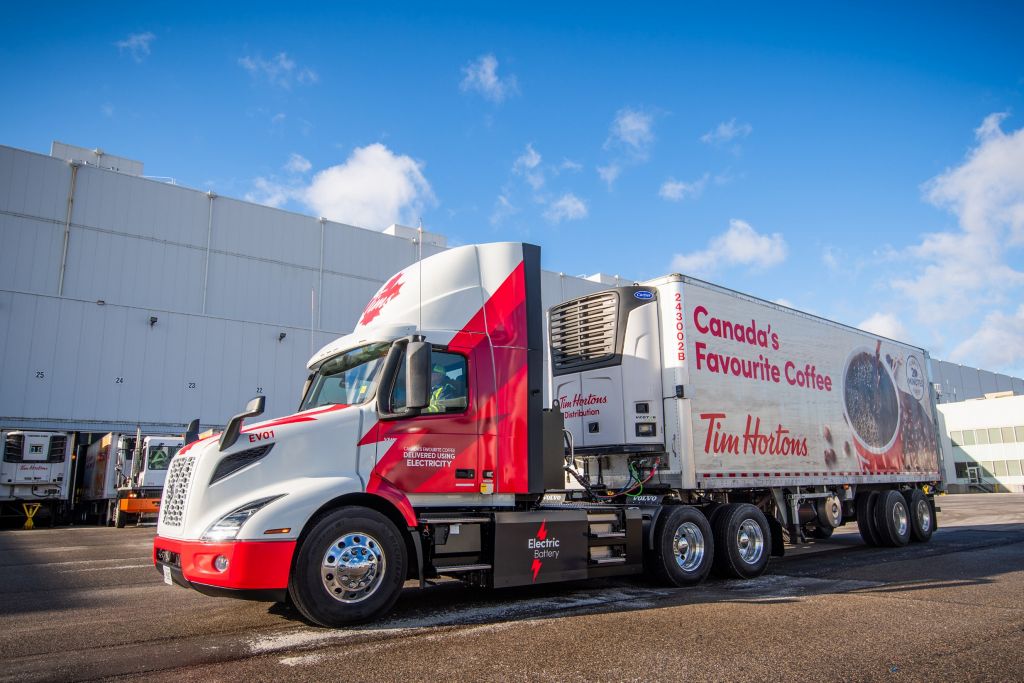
[160, 454, 196, 527]
[549, 291, 618, 373]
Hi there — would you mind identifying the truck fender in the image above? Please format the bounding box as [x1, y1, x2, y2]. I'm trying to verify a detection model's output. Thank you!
[295, 491, 423, 584]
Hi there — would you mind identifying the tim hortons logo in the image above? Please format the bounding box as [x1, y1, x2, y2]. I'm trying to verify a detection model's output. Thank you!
[528, 520, 560, 582]
[360, 273, 404, 326]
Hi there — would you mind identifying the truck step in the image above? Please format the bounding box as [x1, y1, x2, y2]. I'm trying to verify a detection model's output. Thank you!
[419, 516, 491, 524]
[435, 563, 492, 573]
[589, 556, 627, 566]
[589, 531, 627, 539]
[586, 513, 619, 523]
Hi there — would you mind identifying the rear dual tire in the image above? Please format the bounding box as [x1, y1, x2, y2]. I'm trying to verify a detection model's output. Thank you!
[649, 506, 715, 586]
[711, 503, 772, 579]
[858, 489, 931, 547]
[902, 488, 934, 543]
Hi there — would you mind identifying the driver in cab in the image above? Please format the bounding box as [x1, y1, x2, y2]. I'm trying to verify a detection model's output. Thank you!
[427, 364, 456, 413]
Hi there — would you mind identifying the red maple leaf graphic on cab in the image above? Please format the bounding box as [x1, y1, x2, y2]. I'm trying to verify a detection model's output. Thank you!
[360, 273, 404, 326]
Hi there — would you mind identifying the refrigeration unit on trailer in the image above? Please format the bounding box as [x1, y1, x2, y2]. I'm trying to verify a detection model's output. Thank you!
[154, 242, 943, 625]
[1, 430, 75, 524]
[81, 433, 183, 526]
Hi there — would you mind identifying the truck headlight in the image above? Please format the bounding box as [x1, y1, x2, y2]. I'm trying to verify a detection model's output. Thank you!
[201, 495, 284, 541]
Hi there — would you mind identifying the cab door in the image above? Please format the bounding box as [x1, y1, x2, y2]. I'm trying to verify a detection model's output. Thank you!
[371, 344, 483, 496]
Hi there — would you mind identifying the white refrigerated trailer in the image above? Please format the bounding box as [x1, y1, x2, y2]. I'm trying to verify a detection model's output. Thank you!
[1, 430, 75, 525]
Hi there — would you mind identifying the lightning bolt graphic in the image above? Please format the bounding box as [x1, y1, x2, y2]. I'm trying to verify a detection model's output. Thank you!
[531, 558, 542, 582]
[537, 520, 547, 541]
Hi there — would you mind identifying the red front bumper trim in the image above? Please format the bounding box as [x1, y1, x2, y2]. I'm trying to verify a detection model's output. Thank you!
[154, 535, 296, 590]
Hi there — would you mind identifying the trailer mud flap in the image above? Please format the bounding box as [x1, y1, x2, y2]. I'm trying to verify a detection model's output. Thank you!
[492, 510, 588, 588]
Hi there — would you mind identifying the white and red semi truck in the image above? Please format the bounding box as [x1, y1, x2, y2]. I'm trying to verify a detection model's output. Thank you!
[154, 242, 942, 625]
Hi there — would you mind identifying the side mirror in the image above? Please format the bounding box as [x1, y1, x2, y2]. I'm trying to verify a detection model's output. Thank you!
[183, 418, 200, 445]
[406, 341, 431, 410]
[219, 396, 266, 451]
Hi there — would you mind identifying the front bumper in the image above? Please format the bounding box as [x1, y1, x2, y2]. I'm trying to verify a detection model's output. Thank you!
[153, 535, 296, 601]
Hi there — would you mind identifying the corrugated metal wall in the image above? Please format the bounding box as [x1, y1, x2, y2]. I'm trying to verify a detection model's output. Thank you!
[0, 145, 614, 433]
[930, 358, 1024, 403]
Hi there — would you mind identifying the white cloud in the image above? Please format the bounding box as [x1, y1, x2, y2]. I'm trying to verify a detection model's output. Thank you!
[239, 52, 318, 89]
[700, 118, 753, 145]
[490, 194, 518, 226]
[950, 305, 1024, 371]
[559, 159, 583, 172]
[513, 144, 544, 190]
[271, 112, 286, 125]
[115, 32, 155, 63]
[597, 164, 621, 189]
[822, 246, 840, 271]
[460, 54, 518, 103]
[544, 193, 588, 223]
[101, 103, 114, 118]
[660, 174, 709, 202]
[671, 219, 787, 275]
[303, 144, 435, 230]
[284, 153, 311, 174]
[892, 113, 1024, 324]
[774, 298, 795, 308]
[858, 312, 909, 341]
[245, 177, 292, 209]
[605, 108, 654, 159]
[246, 144, 435, 230]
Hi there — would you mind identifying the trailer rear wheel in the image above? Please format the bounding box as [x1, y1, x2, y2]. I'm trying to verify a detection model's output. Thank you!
[855, 491, 881, 546]
[902, 489, 934, 543]
[114, 507, 126, 528]
[874, 490, 911, 547]
[289, 506, 407, 626]
[710, 503, 771, 579]
[649, 506, 714, 587]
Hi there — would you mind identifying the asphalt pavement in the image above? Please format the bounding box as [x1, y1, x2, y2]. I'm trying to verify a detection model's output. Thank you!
[1, 494, 1022, 682]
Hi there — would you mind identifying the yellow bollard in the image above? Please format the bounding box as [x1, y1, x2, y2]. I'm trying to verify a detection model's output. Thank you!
[22, 503, 42, 530]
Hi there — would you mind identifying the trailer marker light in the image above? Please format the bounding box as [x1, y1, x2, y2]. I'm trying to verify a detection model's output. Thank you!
[214, 555, 229, 572]
[263, 527, 291, 535]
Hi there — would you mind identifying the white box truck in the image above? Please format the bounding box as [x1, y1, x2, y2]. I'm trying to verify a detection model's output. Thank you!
[154, 242, 942, 625]
[82, 433, 183, 526]
[2, 430, 75, 525]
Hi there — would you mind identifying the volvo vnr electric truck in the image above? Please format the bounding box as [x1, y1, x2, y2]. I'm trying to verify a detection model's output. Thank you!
[154, 242, 942, 625]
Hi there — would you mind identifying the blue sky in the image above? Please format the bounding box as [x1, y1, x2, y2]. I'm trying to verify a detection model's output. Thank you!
[3, 3, 1024, 374]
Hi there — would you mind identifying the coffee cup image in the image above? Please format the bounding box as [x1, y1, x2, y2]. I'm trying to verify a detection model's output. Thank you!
[842, 346, 901, 464]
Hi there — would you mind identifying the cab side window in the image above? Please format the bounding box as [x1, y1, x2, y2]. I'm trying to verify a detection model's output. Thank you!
[391, 350, 468, 414]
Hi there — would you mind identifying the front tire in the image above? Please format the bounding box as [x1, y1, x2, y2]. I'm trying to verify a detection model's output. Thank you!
[712, 503, 772, 579]
[289, 506, 407, 626]
[648, 506, 714, 586]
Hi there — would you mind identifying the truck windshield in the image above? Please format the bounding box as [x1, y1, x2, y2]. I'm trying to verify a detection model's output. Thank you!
[147, 446, 179, 471]
[300, 342, 391, 411]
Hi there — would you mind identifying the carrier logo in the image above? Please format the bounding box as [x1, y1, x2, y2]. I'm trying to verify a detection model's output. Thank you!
[528, 520, 560, 582]
[360, 273, 405, 326]
[634, 290, 654, 300]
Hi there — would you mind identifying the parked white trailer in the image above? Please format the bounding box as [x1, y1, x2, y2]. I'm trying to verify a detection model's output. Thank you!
[81, 433, 182, 526]
[154, 242, 943, 625]
[1, 430, 74, 524]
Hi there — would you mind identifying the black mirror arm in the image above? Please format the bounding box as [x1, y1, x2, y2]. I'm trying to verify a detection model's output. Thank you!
[219, 396, 266, 451]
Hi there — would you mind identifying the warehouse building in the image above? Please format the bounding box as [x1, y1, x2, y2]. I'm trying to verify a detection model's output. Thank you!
[0, 142, 625, 435]
[936, 393, 1024, 493]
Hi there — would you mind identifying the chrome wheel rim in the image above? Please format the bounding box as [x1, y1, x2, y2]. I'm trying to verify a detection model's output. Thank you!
[893, 501, 909, 537]
[916, 499, 931, 533]
[321, 532, 386, 603]
[736, 519, 765, 565]
[672, 521, 705, 572]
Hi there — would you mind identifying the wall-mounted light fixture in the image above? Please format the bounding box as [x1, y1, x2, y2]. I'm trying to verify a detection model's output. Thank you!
[149, 316, 158, 327]
[278, 332, 287, 342]
[96, 299, 105, 306]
